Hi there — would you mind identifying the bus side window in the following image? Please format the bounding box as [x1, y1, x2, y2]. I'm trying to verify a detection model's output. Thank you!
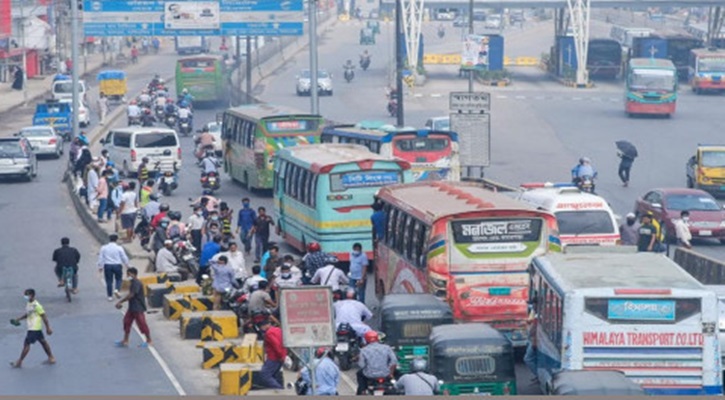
[290, 165, 300, 199]
[404, 216, 415, 261]
[418, 224, 428, 268]
[299, 170, 308, 203]
[370, 141, 380, 153]
[310, 174, 317, 208]
[396, 213, 408, 254]
[284, 162, 293, 196]
[386, 208, 398, 248]
[411, 220, 423, 268]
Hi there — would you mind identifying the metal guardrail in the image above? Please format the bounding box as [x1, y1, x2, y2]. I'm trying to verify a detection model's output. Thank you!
[423, 54, 540, 66]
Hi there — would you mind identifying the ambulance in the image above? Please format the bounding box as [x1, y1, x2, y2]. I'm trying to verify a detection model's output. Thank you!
[517, 182, 620, 246]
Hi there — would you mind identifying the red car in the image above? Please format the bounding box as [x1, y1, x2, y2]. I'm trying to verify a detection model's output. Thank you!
[635, 188, 725, 244]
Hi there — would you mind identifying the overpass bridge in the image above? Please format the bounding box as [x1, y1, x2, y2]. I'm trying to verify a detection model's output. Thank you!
[388, 0, 723, 86]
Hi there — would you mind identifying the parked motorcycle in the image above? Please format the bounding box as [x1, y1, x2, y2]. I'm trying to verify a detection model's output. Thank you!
[333, 323, 360, 371]
[223, 287, 248, 321]
[171, 239, 198, 278]
[178, 117, 192, 136]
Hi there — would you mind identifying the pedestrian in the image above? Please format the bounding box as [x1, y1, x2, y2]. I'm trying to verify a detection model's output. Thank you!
[637, 214, 657, 252]
[370, 200, 386, 244]
[139, 179, 155, 208]
[311, 263, 349, 294]
[11, 65, 23, 90]
[198, 235, 222, 284]
[618, 212, 639, 246]
[203, 210, 222, 243]
[348, 243, 369, 304]
[187, 206, 205, 254]
[74, 146, 92, 178]
[115, 267, 152, 347]
[137, 157, 150, 193]
[249, 206, 275, 263]
[96, 170, 110, 223]
[10, 289, 55, 368]
[86, 164, 100, 209]
[219, 202, 234, 242]
[97, 234, 130, 301]
[617, 150, 635, 187]
[259, 319, 286, 389]
[65, 58, 72, 73]
[300, 347, 340, 395]
[155, 240, 180, 275]
[262, 244, 279, 279]
[52, 237, 81, 291]
[674, 210, 693, 249]
[108, 180, 124, 221]
[236, 198, 257, 255]
[117, 181, 138, 242]
[215, 242, 247, 282]
[211, 256, 235, 310]
[97, 92, 109, 125]
[242, 265, 268, 293]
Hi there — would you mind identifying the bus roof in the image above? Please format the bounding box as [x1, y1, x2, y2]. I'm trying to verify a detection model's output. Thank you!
[225, 103, 321, 122]
[323, 125, 458, 142]
[376, 181, 543, 224]
[691, 48, 725, 57]
[533, 251, 705, 293]
[177, 55, 223, 62]
[629, 58, 676, 69]
[277, 143, 409, 173]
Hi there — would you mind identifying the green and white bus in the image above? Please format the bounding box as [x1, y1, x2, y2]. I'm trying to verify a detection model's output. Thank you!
[222, 104, 325, 190]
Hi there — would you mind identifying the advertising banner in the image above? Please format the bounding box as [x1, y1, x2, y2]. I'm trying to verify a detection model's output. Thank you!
[279, 287, 335, 348]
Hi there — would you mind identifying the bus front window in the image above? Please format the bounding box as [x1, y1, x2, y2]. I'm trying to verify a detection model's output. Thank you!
[394, 137, 450, 153]
[698, 57, 725, 74]
[630, 69, 676, 91]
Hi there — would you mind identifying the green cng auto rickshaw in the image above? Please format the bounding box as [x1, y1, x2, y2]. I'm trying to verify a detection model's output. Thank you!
[366, 20, 381, 35]
[360, 28, 375, 45]
[429, 323, 517, 395]
[380, 294, 454, 373]
[551, 371, 646, 395]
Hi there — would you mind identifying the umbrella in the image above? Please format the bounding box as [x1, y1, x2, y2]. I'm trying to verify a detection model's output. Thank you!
[615, 140, 638, 158]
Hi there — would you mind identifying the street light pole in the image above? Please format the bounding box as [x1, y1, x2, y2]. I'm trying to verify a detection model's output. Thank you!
[467, 0, 473, 92]
[309, 0, 320, 114]
[395, 0, 404, 126]
[246, 35, 252, 103]
[70, 0, 79, 140]
[20, 3, 27, 106]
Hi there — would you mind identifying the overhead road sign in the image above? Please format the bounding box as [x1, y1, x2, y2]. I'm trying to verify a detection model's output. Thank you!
[82, 0, 304, 37]
[450, 91, 490, 112]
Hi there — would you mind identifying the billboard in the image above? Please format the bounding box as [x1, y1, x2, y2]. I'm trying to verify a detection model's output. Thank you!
[461, 34, 489, 71]
[0, 0, 10, 38]
[279, 287, 335, 348]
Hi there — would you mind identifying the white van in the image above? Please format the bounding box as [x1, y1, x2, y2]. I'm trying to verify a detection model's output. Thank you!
[517, 182, 620, 246]
[51, 79, 87, 102]
[101, 127, 181, 177]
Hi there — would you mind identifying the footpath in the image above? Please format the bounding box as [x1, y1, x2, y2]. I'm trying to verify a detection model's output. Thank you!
[65, 13, 349, 396]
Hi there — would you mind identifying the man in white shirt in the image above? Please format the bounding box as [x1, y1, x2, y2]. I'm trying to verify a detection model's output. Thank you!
[127, 101, 141, 124]
[156, 240, 179, 274]
[177, 106, 192, 120]
[214, 242, 247, 283]
[242, 265, 267, 293]
[311, 263, 349, 293]
[674, 210, 692, 249]
[200, 152, 219, 175]
[97, 234, 131, 301]
[117, 181, 138, 243]
[187, 206, 205, 255]
[334, 288, 372, 337]
[137, 91, 151, 107]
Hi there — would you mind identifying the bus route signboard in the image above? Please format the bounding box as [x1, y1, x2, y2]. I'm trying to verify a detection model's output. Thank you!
[279, 286, 335, 348]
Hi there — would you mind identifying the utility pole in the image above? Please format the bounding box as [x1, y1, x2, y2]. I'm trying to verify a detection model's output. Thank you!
[309, 0, 320, 114]
[395, 0, 404, 126]
[467, 0, 473, 92]
[246, 35, 252, 103]
[20, 3, 27, 106]
[71, 0, 79, 140]
[235, 35, 242, 103]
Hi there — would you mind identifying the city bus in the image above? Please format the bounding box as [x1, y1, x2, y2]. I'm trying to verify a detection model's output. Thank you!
[273, 143, 413, 261]
[587, 39, 623, 80]
[374, 181, 560, 347]
[689, 48, 725, 94]
[625, 58, 678, 118]
[321, 124, 460, 181]
[175, 56, 226, 105]
[530, 246, 722, 395]
[223, 104, 325, 190]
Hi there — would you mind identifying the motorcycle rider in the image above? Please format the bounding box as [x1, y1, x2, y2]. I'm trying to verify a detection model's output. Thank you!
[334, 288, 372, 338]
[343, 60, 355, 81]
[177, 101, 193, 131]
[299, 347, 340, 395]
[394, 358, 440, 395]
[137, 89, 152, 108]
[164, 98, 177, 117]
[178, 88, 194, 106]
[195, 126, 216, 159]
[437, 23, 446, 38]
[311, 263, 349, 298]
[149, 74, 161, 90]
[127, 100, 141, 125]
[356, 330, 398, 395]
[359, 50, 371, 68]
[155, 91, 167, 110]
[571, 157, 597, 190]
[166, 211, 187, 241]
[53, 237, 81, 293]
[302, 242, 331, 284]
[200, 150, 220, 176]
[273, 261, 303, 289]
[140, 108, 155, 127]
[152, 217, 171, 254]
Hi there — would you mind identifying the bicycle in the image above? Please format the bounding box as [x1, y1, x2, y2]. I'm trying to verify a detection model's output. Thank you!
[62, 266, 76, 302]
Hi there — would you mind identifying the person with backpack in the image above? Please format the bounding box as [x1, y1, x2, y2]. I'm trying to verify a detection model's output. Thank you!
[394, 358, 439, 395]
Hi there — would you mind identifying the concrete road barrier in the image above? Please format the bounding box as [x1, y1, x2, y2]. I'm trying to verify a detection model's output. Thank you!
[673, 247, 725, 285]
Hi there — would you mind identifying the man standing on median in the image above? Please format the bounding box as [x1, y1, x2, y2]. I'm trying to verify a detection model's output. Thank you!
[259, 319, 286, 389]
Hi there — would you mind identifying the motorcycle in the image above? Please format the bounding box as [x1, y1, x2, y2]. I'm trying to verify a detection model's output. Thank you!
[344, 68, 355, 83]
[578, 175, 595, 193]
[387, 99, 398, 117]
[165, 113, 177, 129]
[178, 118, 192, 136]
[437, 28, 445, 38]
[223, 287, 249, 321]
[200, 171, 221, 193]
[366, 376, 397, 396]
[333, 323, 360, 371]
[154, 104, 166, 120]
[157, 169, 178, 196]
[172, 239, 198, 278]
[360, 57, 371, 71]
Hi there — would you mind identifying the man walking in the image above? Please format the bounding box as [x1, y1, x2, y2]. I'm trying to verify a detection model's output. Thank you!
[249, 206, 274, 263]
[10, 289, 55, 368]
[96, 170, 110, 223]
[348, 243, 369, 304]
[617, 150, 635, 187]
[97, 92, 109, 125]
[117, 181, 139, 242]
[115, 267, 152, 347]
[637, 214, 657, 252]
[52, 237, 81, 292]
[97, 234, 130, 301]
[236, 198, 257, 255]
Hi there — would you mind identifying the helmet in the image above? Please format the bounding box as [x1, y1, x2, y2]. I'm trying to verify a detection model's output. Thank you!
[179, 101, 188, 108]
[182, 88, 188, 94]
[160, 203, 170, 212]
[307, 242, 321, 252]
[202, 126, 210, 132]
[168, 211, 181, 221]
[410, 357, 428, 373]
[315, 347, 329, 358]
[106, 160, 115, 168]
[142, 89, 148, 94]
[363, 330, 379, 344]
[144, 108, 151, 114]
[206, 150, 215, 158]
[159, 78, 165, 84]
[159, 217, 170, 226]
[580, 157, 591, 164]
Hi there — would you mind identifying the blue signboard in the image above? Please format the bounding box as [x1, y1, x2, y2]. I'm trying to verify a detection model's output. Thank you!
[83, 0, 304, 37]
[607, 299, 675, 321]
[341, 171, 400, 188]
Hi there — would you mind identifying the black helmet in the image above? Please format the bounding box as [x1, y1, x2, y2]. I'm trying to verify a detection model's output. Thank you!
[168, 211, 181, 221]
[160, 203, 170, 212]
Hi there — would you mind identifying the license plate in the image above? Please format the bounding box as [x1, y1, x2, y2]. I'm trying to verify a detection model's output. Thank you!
[373, 390, 384, 396]
[700, 230, 712, 236]
[336, 343, 349, 352]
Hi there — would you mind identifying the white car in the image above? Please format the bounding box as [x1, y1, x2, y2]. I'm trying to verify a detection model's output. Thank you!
[296, 69, 333, 96]
[424, 116, 450, 131]
[58, 98, 91, 127]
[17, 126, 64, 158]
[485, 15, 502, 29]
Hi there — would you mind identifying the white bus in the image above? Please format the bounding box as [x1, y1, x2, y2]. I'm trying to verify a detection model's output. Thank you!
[530, 246, 722, 395]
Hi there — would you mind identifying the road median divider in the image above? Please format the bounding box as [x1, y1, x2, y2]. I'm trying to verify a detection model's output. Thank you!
[202, 334, 264, 369]
[673, 247, 725, 284]
[180, 310, 238, 340]
[164, 293, 214, 320]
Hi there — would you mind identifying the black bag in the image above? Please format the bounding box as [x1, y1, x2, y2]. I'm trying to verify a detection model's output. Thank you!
[294, 377, 309, 395]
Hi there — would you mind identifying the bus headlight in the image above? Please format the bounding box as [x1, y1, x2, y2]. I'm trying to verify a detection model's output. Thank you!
[430, 277, 447, 288]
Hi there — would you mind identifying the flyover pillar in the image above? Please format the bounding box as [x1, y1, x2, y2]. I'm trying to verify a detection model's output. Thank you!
[707, 6, 724, 47]
[566, 0, 591, 87]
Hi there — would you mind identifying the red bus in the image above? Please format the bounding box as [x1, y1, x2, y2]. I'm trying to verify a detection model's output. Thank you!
[373, 181, 560, 347]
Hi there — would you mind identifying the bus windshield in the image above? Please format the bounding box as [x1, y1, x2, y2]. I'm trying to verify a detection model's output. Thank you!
[698, 57, 725, 73]
[394, 137, 450, 153]
[264, 119, 320, 135]
[555, 210, 615, 235]
[180, 59, 217, 69]
[630, 69, 676, 91]
[329, 170, 401, 192]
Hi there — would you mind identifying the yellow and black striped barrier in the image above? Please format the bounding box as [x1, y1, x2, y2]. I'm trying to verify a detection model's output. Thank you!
[122, 272, 181, 292]
[202, 336, 263, 369]
[171, 280, 201, 294]
[147, 283, 174, 308]
[220, 363, 254, 395]
[163, 293, 214, 320]
[180, 311, 238, 340]
[201, 314, 226, 342]
[423, 54, 541, 67]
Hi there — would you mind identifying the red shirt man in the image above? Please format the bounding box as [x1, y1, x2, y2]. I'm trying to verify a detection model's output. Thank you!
[259, 320, 286, 389]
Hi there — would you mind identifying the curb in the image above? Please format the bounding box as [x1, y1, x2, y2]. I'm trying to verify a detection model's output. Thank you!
[477, 79, 511, 87]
